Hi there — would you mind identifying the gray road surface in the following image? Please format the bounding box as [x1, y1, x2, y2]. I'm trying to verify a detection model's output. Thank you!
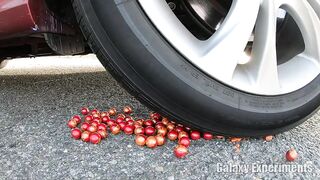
[0, 56, 319, 179]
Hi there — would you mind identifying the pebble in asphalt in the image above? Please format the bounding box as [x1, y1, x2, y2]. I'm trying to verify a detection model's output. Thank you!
[0, 55, 319, 179]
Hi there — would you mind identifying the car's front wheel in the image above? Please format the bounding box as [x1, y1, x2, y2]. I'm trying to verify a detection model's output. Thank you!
[72, 0, 320, 136]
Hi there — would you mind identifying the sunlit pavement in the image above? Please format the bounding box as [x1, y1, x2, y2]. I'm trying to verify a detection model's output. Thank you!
[0, 55, 319, 179]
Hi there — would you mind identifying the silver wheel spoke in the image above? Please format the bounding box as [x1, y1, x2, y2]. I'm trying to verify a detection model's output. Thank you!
[200, 0, 261, 81]
[278, 0, 320, 92]
[244, 0, 280, 94]
[281, 0, 320, 63]
[307, 0, 320, 19]
[138, 0, 201, 59]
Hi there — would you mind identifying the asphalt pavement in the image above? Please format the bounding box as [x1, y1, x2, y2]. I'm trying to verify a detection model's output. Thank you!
[0, 55, 319, 179]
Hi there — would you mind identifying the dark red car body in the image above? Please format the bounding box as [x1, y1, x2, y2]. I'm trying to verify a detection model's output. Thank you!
[0, 0, 86, 59]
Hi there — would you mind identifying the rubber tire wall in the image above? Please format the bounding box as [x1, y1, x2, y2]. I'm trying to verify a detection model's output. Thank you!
[72, 0, 320, 136]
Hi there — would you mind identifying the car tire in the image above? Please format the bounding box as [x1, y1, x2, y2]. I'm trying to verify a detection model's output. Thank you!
[72, 0, 320, 136]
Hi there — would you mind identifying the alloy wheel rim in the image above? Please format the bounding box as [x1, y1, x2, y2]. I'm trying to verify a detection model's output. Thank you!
[138, 0, 320, 95]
